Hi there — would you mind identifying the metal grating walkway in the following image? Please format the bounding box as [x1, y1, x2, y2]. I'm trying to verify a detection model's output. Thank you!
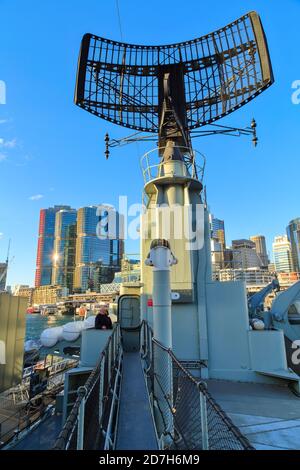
[115, 352, 158, 450]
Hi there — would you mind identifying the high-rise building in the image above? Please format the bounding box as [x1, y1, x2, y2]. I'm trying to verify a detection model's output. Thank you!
[223, 249, 234, 269]
[209, 214, 226, 278]
[232, 239, 262, 270]
[211, 217, 226, 250]
[52, 208, 77, 292]
[250, 235, 269, 267]
[273, 235, 293, 273]
[268, 262, 276, 273]
[219, 268, 273, 286]
[13, 284, 30, 295]
[114, 257, 141, 284]
[98, 205, 124, 269]
[0, 263, 7, 291]
[286, 218, 300, 272]
[35, 206, 72, 287]
[74, 206, 123, 292]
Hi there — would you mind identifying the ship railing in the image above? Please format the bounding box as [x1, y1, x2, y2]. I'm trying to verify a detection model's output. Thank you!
[6, 359, 78, 406]
[0, 400, 53, 449]
[0, 408, 23, 447]
[140, 146, 206, 187]
[140, 321, 254, 451]
[52, 321, 252, 451]
[52, 325, 122, 450]
[23, 357, 77, 380]
[140, 147, 205, 208]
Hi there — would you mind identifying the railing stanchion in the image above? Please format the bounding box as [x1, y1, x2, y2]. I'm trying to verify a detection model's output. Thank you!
[200, 391, 209, 450]
[107, 339, 112, 385]
[114, 328, 117, 361]
[111, 334, 113, 364]
[149, 327, 153, 368]
[99, 360, 104, 425]
[77, 387, 87, 450]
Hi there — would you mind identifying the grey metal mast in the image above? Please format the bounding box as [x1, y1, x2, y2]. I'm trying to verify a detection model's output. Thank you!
[74, 11, 274, 385]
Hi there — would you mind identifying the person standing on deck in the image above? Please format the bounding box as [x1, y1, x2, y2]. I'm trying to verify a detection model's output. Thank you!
[95, 306, 113, 330]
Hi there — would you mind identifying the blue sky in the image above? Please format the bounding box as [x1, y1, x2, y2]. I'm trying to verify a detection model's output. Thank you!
[0, 0, 299, 286]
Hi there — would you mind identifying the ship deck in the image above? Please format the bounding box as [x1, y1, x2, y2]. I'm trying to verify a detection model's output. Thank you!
[207, 380, 300, 450]
[12, 414, 62, 450]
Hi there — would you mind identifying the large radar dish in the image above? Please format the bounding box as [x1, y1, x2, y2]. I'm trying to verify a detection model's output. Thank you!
[75, 11, 273, 142]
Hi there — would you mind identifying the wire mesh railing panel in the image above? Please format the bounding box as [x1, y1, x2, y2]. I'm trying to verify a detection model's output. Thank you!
[53, 326, 121, 450]
[203, 386, 252, 450]
[153, 342, 172, 400]
[83, 376, 100, 450]
[141, 322, 254, 451]
[172, 371, 203, 450]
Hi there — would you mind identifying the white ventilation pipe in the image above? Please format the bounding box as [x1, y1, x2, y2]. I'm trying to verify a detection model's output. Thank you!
[145, 239, 177, 348]
[145, 239, 177, 443]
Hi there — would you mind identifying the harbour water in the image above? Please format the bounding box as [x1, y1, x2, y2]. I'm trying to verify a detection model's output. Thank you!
[26, 314, 73, 342]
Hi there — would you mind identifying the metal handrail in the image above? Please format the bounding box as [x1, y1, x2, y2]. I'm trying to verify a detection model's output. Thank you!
[152, 337, 207, 389]
[23, 358, 77, 380]
[0, 402, 53, 449]
[140, 146, 206, 186]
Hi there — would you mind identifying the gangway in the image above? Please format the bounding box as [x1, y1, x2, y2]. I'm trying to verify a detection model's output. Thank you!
[115, 352, 158, 450]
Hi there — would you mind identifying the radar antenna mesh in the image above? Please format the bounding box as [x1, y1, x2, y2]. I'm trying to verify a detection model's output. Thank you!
[75, 11, 273, 138]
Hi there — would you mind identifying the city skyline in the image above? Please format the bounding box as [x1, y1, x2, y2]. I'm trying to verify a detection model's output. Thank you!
[3, 199, 300, 289]
[1, 0, 300, 286]
[7, 203, 300, 290]
[34, 204, 124, 293]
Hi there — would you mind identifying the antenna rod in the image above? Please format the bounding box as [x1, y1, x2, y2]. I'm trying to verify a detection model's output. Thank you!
[6, 238, 11, 264]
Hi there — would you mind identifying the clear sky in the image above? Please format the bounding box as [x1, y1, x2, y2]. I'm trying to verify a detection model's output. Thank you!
[0, 0, 299, 286]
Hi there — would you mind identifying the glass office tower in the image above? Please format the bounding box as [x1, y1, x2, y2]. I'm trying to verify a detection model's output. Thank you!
[211, 217, 226, 250]
[35, 206, 72, 287]
[273, 235, 293, 273]
[74, 206, 123, 292]
[52, 209, 77, 292]
[287, 218, 300, 272]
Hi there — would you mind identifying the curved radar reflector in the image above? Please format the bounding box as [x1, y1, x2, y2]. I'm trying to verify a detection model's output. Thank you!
[75, 11, 274, 133]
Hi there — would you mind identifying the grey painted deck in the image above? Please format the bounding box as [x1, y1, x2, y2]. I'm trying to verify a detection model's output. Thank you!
[116, 352, 158, 450]
[207, 380, 300, 450]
